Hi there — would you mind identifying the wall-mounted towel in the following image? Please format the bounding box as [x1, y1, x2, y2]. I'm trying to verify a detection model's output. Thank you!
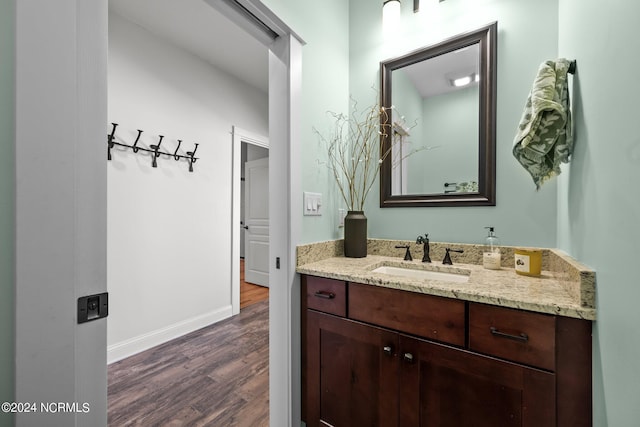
[513, 58, 573, 189]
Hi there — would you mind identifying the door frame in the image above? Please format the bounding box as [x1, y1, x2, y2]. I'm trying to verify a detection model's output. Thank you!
[232, 126, 269, 315]
[14, 1, 303, 426]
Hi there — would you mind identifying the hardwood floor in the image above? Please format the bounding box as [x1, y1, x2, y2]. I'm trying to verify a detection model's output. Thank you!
[240, 258, 269, 309]
[108, 300, 269, 426]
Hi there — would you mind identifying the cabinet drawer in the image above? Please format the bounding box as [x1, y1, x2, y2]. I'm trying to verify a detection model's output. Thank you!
[348, 282, 465, 346]
[305, 276, 347, 317]
[469, 303, 556, 371]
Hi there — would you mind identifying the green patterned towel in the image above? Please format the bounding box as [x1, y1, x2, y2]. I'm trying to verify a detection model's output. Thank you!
[513, 58, 573, 189]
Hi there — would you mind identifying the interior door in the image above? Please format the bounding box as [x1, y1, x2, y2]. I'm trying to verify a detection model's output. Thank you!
[244, 157, 269, 286]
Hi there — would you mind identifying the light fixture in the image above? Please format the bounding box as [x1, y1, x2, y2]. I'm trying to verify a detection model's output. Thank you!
[383, 0, 401, 33]
[384, 0, 445, 22]
[450, 73, 477, 87]
[384, 0, 445, 32]
[415, 0, 447, 13]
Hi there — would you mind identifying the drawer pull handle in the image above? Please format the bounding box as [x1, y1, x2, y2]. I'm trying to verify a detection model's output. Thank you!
[403, 352, 414, 363]
[490, 327, 529, 343]
[314, 291, 336, 299]
[383, 346, 393, 356]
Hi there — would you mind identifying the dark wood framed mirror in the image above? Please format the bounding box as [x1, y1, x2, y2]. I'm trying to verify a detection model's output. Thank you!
[380, 22, 497, 207]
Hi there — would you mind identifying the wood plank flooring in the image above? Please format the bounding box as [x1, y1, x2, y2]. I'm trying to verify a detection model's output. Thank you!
[240, 259, 269, 309]
[108, 300, 269, 426]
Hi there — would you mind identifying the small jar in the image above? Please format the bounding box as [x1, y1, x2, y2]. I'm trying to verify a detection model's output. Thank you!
[514, 248, 542, 276]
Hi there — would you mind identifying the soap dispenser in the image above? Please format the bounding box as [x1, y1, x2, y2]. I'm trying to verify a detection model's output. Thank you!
[483, 226, 501, 270]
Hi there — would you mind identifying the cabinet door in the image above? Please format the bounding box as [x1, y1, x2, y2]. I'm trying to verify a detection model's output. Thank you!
[399, 335, 555, 427]
[306, 310, 399, 427]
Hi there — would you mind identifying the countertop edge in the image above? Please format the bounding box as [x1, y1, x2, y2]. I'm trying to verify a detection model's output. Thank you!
[297, 254, 597, 321]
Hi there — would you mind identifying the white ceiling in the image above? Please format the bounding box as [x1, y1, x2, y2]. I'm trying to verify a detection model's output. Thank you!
[109, 0, 268, 93]
[401, 44, 480, 98]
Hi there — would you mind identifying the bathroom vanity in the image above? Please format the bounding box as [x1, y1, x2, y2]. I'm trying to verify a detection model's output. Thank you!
[298, 240, 595, 427]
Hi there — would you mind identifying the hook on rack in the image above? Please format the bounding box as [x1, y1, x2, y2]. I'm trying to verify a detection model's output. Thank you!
[187, 143, 199, 172]
[132, 130, 143, 153]
[106, 123, 201, 172]
[173, 140, 182, 160]
[150, 135, 164, 168]
[107, 123, 118, 161]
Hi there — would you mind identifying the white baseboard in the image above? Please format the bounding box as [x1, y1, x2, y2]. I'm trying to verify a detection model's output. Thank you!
[107, 305, 233, 364]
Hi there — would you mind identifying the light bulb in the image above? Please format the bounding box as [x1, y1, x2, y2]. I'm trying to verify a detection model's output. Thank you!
[383, 0, 401, 34]
[452, 76, 472, 87]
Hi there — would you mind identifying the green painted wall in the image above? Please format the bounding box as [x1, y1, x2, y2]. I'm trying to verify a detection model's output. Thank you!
[416, 86, 479, 194]
[557, 0, 640, 424]
[350, 0, 560, 246]
[262, 0, 350, 243]
[0, 0, 14, 425]
[270, 0, 640, 424]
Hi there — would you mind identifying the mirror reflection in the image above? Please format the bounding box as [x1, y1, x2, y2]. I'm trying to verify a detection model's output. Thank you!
[380, 22, 497, 207]
[391, 44, 480, 195]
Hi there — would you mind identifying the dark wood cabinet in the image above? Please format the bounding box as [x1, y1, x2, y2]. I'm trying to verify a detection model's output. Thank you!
[301, 275, 591, 427]
[306, 310, 399, 427]
[398, 335, 555, 426]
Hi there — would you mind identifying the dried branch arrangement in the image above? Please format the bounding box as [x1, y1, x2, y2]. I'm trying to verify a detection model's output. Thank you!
[314, 97, 423, 211]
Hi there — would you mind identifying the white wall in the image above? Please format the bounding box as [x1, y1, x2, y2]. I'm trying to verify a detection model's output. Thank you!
[107, 11, 268, 362]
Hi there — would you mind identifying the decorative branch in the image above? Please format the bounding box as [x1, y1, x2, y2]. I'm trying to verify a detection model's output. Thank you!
[314, 95, 428, 211]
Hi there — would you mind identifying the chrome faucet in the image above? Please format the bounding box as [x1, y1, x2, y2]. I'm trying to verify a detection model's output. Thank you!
[443, 248, 464, 265]
[395, 245, 412, 261]
[416, 234, 431, 263]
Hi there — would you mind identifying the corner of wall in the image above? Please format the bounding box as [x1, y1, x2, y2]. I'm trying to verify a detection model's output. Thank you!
[0, 0, 16, 416]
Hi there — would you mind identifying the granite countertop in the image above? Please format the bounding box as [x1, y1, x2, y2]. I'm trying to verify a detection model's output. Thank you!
[296, 240, 596, 320]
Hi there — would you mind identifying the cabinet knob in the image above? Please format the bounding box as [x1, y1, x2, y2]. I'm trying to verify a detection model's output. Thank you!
[403, 352, 414, 363]
[383, 345, 393, 356]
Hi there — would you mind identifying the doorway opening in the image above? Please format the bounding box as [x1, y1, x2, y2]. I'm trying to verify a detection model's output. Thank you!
[106, 0, 273, 423]
[238, 133, 270, 309]
[233, 128, 270, 313]
[12, 0, 301, 424]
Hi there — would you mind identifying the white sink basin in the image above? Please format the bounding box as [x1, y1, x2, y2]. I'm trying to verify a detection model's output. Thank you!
[372, 266, 470, 283]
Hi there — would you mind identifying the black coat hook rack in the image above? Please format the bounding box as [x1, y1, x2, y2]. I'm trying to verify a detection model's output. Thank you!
[107, 123, 200, 172]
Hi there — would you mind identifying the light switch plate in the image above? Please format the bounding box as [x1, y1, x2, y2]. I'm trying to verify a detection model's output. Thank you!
[303, 192, 322, 216]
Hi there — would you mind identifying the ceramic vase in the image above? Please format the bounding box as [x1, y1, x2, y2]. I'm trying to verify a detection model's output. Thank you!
[344, 210, 367, 258]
